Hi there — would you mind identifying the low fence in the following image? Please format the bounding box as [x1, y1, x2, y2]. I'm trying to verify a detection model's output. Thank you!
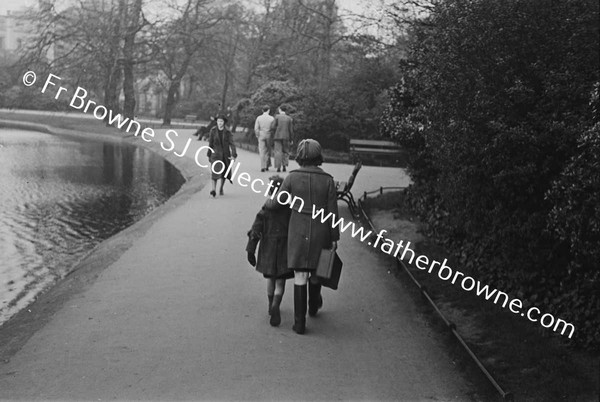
[357, 186, 513, 400]
[234, 140, 350, 164]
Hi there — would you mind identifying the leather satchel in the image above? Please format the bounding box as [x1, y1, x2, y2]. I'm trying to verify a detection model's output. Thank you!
[315, 248, 343, 290]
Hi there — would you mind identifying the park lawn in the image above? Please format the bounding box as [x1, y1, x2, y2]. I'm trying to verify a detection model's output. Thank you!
[0, 111, 202, 134]
[364, 190, 599, 401]
[0, 111, 125, 135]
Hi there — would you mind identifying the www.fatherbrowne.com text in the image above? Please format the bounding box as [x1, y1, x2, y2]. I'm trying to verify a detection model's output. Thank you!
[22, 70, 575, 339]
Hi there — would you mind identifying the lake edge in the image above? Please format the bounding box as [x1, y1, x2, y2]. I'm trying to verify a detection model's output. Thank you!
[0, 117, 209, 363]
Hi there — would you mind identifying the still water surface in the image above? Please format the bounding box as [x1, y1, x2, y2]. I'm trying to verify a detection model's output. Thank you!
[0, 129, 185, 325]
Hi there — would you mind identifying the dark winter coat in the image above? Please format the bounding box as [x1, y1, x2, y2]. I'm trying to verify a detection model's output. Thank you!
[246, 205, 293, 279]
[275, 166, 340, 271]
[271, 114, 294, 141]
[207, 127, 237, 180]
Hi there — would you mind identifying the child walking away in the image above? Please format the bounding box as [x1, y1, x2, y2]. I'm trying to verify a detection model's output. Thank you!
[246, 176, 293, 326]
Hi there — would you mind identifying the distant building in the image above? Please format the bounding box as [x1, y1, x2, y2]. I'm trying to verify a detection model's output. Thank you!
[0, 10, 30, 60]
[135, 75, 167, 117]
[133, 73, 192, 118]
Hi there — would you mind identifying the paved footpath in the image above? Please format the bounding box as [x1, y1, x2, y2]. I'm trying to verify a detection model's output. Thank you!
[0, 126, 474, 400]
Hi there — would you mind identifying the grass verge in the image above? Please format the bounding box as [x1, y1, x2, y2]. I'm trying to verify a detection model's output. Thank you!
[0, 111, 126, 135]
[364, 190, 599, 401]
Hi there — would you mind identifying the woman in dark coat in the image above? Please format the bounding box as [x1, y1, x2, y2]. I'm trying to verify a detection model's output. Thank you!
[246, 176, 293, 327]
[268, 139, 340, 334]
[207, 115, 237, 197]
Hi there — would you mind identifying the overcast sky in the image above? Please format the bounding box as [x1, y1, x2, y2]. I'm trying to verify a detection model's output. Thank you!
[0, 0, 391, 39]
[1, 0, 376, 16]
[0, 0, 34, 14]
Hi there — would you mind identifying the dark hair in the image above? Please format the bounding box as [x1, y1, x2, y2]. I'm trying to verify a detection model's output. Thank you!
[267, 175, 284, 195]
[216, 114, 228, 123]
[262, 105, 270, 112]
[297, 155, 323, 167]
[279, 104, 288, 113]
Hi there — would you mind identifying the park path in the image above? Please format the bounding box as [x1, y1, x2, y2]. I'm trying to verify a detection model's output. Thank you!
[0, 125, 473, 400]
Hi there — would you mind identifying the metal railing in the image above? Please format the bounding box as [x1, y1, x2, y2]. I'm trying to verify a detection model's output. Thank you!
[357, 188, 513, 400]
[360, 186, 408, 201]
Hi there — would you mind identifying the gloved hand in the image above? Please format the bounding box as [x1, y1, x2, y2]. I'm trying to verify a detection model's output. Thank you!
[247, 251, 257, 267]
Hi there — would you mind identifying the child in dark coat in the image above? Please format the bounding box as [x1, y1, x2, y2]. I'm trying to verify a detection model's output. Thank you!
[246, 175, 293, 326]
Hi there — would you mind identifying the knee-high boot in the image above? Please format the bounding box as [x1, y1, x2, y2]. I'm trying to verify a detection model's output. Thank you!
[270, 294, 282, 327]
[268, 295, 274, 315]
[308, 283, 323, 317]
[293, 284, 307, 334]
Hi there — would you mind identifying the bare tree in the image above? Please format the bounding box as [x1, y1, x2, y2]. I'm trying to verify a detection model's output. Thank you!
[19, 0, 151, 120]
[240, 0, 275, 92]
[121, 0, 149, 118]
[153, 0, 222, 125]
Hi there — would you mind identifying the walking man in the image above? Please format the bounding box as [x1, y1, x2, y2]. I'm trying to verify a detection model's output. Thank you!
[271, 104, 294, 172]
[254, 105, 274, 172]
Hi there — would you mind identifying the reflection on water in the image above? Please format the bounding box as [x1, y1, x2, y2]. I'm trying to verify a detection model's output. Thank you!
[0, 129, 185, 325]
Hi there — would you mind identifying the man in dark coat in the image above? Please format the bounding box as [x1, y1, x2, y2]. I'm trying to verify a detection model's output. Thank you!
[270, 104, 294, 172]
[194, 116, 216, 141]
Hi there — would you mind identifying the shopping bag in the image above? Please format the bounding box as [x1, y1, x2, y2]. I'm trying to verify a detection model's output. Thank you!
[315, 248, 343, 290]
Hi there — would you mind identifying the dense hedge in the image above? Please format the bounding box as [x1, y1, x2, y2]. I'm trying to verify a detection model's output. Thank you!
[381, 0, 599, 349]
[1, 85, 73, 111]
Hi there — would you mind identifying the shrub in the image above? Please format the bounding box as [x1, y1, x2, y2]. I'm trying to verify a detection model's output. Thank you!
[382, 0, 600, 348]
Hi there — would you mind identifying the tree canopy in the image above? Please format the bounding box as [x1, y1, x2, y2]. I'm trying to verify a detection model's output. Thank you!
[4, 0, 403, 145]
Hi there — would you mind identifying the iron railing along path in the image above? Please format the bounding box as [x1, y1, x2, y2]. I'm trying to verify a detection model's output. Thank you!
[357, 186, 513, 401]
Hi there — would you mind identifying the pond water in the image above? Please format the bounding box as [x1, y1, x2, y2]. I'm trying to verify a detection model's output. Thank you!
[0, 129, 185, 325]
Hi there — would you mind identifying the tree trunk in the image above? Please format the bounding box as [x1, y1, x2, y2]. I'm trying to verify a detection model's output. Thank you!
[220, 30, 241, 112]
[122, 60, 136, 119]
[319, 0, 335, 88]
[102, 0, 125, 125]
[104, 63, 121, 122]
[162, 56, 192, 125]
[162, 80, 180, 125]
[122, 0, 143, 119]
[220, 69, 230, 112]
[187, 75, 195, 100]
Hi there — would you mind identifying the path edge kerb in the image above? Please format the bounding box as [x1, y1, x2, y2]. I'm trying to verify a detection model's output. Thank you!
[0, 118, 209, 364]
[357, 191, 513, 400]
